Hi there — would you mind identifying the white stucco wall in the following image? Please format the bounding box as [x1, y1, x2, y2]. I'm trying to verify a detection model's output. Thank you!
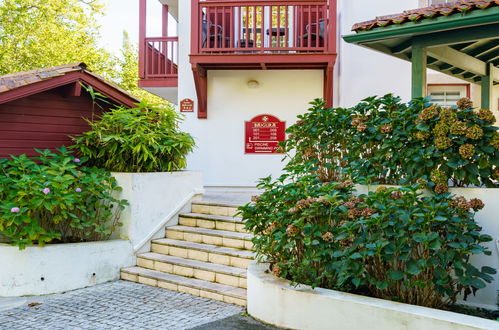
[0, 240, 134, 297]
[336, 0, 419, 107]
[112, 172, 204, 251]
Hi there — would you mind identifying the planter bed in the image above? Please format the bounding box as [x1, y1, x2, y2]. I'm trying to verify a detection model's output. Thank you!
[0, 240, 134, 297]
[248, 262, 499, 330]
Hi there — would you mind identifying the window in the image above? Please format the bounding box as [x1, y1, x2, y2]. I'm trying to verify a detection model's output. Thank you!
[427, 84, 469, 107]
[429, 91, 461, 107]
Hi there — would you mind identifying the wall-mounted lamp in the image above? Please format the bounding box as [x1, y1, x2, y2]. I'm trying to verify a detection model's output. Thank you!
[247, 79, 260, 89]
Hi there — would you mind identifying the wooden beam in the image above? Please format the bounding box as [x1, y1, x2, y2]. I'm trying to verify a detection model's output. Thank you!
[413, 24, 499, 48]
[426, 46, 487, 77]
[411, 44, 427, 99]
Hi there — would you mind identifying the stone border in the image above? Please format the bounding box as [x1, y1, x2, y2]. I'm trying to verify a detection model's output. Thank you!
[0, 240, 134, 297]
[247, 262, 498, 330]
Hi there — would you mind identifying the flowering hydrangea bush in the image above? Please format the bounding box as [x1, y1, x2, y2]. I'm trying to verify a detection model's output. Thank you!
[240, 177, 495, 309]
[283, 95, 498, 191]
[0, 147, 127, 249]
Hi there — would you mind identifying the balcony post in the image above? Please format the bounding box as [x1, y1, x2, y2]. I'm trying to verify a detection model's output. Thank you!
[139, 0, 147, 79]
[162, 4, 169, 37]
[191, 0, 200, 54]
[328, 0, 337, 53]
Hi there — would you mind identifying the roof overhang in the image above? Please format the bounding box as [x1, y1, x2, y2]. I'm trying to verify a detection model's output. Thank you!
[343, 6, 499, 85]
[159, 0, 178, 21]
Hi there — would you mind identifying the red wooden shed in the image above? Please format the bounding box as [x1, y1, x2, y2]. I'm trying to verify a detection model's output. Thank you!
[0, 63, 140, 158]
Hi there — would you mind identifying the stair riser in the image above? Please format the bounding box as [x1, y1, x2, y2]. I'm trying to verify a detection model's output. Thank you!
[191, 204, 241, 218]
[151, 243, 252, 269]
[120, 271, 246, 307]
[166, 230, 253, 250]
[137, 257, 247, 289]
[179, 217, 247, 233]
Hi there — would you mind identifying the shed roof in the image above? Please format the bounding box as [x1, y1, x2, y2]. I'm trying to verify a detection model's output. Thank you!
[0, 63, 140, 107]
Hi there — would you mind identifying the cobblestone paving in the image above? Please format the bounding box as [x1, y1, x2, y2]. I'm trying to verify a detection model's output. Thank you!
[0, 281, 244, 330]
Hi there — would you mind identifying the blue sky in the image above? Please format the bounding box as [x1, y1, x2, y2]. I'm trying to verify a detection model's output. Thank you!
[97, 0, 176, 55]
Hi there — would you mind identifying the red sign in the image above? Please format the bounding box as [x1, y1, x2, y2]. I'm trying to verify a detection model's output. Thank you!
[245, 115, 286, 154]
[180, 99, 194, 112]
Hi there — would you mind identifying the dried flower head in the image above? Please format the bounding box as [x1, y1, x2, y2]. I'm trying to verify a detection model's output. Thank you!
[322, 232, 334, 242]
[430, 169, 447, 184]
[414, 131, 431, 141]
[433, 121, 450, 137]
[357, 123, 368, 133]
[466, 125, 483, 140]
[451, 196, 470, 211]
[439, 107, 457, 123]
[351, 117, 364, 127]
[416, 178, 428, 185]
[459, 144, 475, 159]
[450, 121, 467, 135]
[492, 167, 499, 181]
[457, 97, 473, 110]
[251, 195, 259, 202]
[347, 208, 361, 219]
[263, 222, 278, 235]
[434, 184, 449, 194]
[271, 264, 281, 277]
[476, 108, 496, 124]
[296, 119, 306, 126]
[468, 198, 485, 211]
[338, 180, 354, 189]
[491, 133, 499, 150]
[380, 124, 393, 134]
[343, 201, 356, 209]
[391, 191, 403, 200]
[434, 136, 452, 150]
[303, 148, 315, 158]
[288, 207, 299, 214]
[419, 105, 440, 120]
[361, 208, 377, 218]
[286, 225, 300, 237]
[376, 186, 388, 193]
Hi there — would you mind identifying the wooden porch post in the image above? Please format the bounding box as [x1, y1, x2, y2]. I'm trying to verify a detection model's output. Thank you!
[411, 44, 427, 99]
[481, 63, 493, 110]
[162, 4, 169, 37]
[139, 0, 147, 79]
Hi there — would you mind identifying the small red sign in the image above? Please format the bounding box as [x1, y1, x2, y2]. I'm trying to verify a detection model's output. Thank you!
[180, 99, 194, 112]
[245, 115, 286, 154]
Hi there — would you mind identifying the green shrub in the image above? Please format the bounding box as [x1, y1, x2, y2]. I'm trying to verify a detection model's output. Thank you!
[240, 178, 495, 309]
[0, 147, 127, 249]
[72, 101, 195, 172]
[283, 96, 498, 190]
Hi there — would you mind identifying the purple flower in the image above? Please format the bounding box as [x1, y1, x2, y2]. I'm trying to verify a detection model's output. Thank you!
[73, 158, 81, 163]
[42, 188, 50, 195]
[75, 188, 82, 193]
[10, 207, 20, 213]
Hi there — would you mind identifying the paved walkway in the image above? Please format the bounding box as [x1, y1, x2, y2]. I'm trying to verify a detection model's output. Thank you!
[0, 281, 275, 330]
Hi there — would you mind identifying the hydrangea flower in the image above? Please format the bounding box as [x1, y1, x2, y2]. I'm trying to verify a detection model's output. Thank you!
[11, 207, 20, 213]
[75, 188, 82, 193]
[42, 188, 50, 195]
[73, 158, 81, 163]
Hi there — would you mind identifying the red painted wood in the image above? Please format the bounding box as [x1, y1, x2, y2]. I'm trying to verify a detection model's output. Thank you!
[0, 88, 107, 159]
[139, 0, 147, 79]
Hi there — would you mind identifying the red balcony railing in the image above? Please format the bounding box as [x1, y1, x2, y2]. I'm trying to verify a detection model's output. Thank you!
[191, 0, 336, 55]
[144, 37, 179, 79]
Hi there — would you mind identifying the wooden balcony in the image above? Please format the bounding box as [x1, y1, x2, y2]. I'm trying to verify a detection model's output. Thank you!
[190, 0, 338, 118]
[138, 0, 179, 103]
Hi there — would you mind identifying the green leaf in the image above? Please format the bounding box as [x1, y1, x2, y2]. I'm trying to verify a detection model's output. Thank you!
[388, 270, 404, 281]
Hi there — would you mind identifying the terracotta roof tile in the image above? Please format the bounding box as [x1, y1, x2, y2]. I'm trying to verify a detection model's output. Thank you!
[352, 0, 499, 32]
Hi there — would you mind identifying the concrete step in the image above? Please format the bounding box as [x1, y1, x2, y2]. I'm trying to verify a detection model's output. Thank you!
[151, 238, 255, 269]
[166, 225, 254, 250]
[137, 252, 247, 289]
[121, 267, 246, 306]
[191, 201, 242, 218]
[179, 213, 247, 233]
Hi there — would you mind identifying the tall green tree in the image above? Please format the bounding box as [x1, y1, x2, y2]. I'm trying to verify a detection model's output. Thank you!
[0, 0, 114, 76]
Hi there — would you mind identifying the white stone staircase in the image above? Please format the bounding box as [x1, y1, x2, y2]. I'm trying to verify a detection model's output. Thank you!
[121, 200, 254, 307]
